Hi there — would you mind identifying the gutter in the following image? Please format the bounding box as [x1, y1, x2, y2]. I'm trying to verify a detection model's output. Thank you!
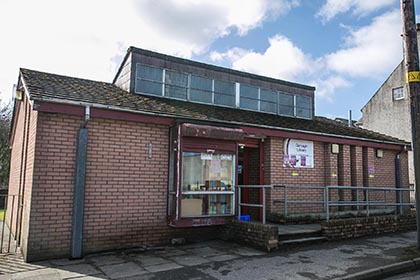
[30, 95, 409, 148]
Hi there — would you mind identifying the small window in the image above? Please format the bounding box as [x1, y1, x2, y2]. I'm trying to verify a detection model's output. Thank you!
[165, 70, 188, 100]
[135, 64, 163, 96]
[278, 92, 295, 116]
[214, 80, 235, 107]
[296, 95, 312, 119]
[392, 87, 405, 101]
[260, 89, 277, 113]
[190, 75, 213, 103]
[240, 85, 259, 110]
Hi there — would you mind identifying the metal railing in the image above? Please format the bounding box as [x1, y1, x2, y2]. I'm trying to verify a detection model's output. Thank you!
[237, 185, 273, 224]
[1, 194, 20, 255]
[275, 185, 414, 221]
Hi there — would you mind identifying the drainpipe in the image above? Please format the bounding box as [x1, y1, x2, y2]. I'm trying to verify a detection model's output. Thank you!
[71, 106, 90, 259]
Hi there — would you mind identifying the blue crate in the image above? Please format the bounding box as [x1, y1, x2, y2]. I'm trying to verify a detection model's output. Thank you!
[236, 215, 250, 221]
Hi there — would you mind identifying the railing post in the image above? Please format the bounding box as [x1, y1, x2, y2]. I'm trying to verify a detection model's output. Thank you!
[398, 189, 403, 214]
[263, 187, 266, 224]
[238, 186, 241, 218]
[366, 189, 370, 217]
[284, 186, 288, 218]
[326, 186, 330, 221]
[356, 188, 360, 211]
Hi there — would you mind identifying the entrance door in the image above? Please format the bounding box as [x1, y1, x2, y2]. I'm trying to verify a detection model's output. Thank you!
[237, 139, 264, 221]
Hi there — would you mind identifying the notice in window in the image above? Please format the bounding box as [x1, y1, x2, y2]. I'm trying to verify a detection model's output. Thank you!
[283, 139, 314, 168]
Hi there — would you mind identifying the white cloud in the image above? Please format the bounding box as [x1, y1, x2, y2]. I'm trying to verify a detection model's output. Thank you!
[311, 76, 352, 102]
[0, 0, 298, 103]
[209, 10, 402, 102]
[325, 10, 402, 78]
[211, 35, 319, 82]
[317, 0, 395, 22]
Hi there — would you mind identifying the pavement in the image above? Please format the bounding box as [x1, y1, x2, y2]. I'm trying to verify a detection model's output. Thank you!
[0, 231, 420, 280]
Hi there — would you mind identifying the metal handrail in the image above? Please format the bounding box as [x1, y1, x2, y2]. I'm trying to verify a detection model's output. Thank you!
[237, 185, 273, 224]
[274, 185, 415, 221]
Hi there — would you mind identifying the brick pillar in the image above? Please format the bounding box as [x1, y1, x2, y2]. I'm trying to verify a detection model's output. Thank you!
[338, 145, 351, 210]
[325, 143, 338, 213]
[350, 146, 364, 209]
[362, 147, 375, 206]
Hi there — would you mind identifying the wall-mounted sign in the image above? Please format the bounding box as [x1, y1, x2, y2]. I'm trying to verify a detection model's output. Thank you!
[283, 139, 314, 168]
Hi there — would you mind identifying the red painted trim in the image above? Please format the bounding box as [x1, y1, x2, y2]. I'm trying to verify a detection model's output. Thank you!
[259, 140, 264, 221]
[34, 101, 85, 116]
[91, 108, 173, 125]
[242, 149, 249, 215]
[242, 126, 407, 150]
[34, 101, 174, 125]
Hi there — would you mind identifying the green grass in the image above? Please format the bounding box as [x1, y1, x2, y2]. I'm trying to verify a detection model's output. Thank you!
[0, 209, 4, 221]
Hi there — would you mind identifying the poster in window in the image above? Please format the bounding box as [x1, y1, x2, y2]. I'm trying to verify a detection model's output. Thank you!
[283, 139, 314, 168]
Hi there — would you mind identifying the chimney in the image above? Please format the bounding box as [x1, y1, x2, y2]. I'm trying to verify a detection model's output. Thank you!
[348, 110, 352, 127]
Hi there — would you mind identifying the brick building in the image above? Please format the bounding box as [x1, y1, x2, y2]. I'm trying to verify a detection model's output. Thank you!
[7, 47, 410, 261]
[360, 24, 420, 190]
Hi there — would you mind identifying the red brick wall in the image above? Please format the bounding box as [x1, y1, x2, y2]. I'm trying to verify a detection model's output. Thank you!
[265, 138, 326, 216]
[25, 113, 220, 261]
[265, 137, 410, 219]
[7, 94, 38, 259]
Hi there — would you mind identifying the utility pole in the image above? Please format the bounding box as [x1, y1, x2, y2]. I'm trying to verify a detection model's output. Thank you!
[401, 0, 420, 249]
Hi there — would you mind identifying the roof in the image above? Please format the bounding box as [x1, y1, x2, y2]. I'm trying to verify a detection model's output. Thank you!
[113, 47, 316, 91]
[20, 68, 409, 146]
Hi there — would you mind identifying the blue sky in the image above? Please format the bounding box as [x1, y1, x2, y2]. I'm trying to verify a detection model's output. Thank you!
[1, 0, 419, 120]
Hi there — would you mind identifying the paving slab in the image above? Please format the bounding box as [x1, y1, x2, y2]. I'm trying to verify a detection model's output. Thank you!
[207, 254, 240, 262]
[230, 247, 265, 257]
[68, 275, 109, 280]
[170, 255, 210, 266]
[99, 262, 147, 279]
[56, 263, 100, 279]
[185, 246, 223, 257]
[153, 248, 186, 257]
[49, 258, 85, 267]
[143, 262, 183, 273]
[9, 268, 59, 280]
[87, 255, 126, 267]
[132, 255, 171, 266]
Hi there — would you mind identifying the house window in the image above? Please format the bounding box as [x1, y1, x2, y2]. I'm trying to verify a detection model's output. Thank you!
[181, 152, 235, 217]
[214, 80, 236, 107]
[134, 64, 314, 120]
[392, 87, 405, 101]
[296, 95, 312, 119]
[190, 75, 213, 104]
[239, 84, 259, 110]
[278, 92, 295, 116]
[135, 64, 163, 96]
[165, 70, 188, 100]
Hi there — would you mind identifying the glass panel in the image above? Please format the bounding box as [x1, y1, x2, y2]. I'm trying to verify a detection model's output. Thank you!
[214, 93, 235, 107]
[181, 194, 233, 216]
[260, 89, 277, 102]
[278, 92, 294, 106]
[190, 89, 212, 103]
[165, 85, 187, 100]
[214, 80, 235, 96]
[240, 97, 258, 110]
[191, 75, 212, 91]
[182, 152, 234, 192]
[296, 107, 312, 119]
[240, 84, 258, 99]
[137, 65, 163, 81]
[296, 95, 311, 109]
[165, 70, 188, 87]
[278, 105, 294, 116]
[135, 80, 162, 96]
[260, 101, 277, 113]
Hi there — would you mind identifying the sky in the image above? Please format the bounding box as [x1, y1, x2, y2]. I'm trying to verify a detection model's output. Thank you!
[0, 0, 419, 120]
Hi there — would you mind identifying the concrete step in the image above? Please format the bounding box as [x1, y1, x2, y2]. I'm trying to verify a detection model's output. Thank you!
[280, 236, 327, 246]
[278, 230, 322, 241]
